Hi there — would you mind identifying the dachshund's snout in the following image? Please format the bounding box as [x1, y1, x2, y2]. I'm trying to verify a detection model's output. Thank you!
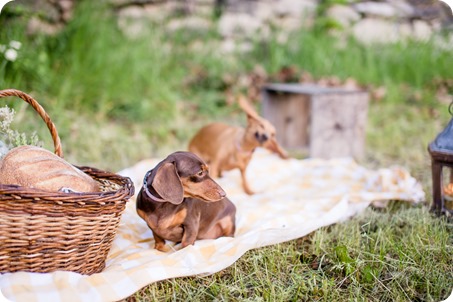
[209, 185, 226, 201]
[255, 132, 268, 144]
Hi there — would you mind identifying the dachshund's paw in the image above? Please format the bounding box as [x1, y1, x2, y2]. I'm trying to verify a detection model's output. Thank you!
[155, 243, 172, 253]
[244, 188, 255, 195]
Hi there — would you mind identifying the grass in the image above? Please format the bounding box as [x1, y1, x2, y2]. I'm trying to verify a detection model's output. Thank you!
[1, 1, 452, 301]
[130, 205, 452, 302]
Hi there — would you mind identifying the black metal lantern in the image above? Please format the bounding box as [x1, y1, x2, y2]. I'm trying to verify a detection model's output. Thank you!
[428, 102, 453, 215]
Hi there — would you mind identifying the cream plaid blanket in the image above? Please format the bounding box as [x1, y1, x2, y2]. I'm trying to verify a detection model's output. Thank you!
[0, 149, 424, 302]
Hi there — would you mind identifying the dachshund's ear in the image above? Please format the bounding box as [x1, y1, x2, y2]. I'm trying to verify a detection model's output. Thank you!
[265, 137, 289, 159]
[152, 162, 184, 205]
[238, 95, 260, 121]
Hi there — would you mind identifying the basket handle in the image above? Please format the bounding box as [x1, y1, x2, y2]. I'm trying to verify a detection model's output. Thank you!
[0, 89, 63, 158]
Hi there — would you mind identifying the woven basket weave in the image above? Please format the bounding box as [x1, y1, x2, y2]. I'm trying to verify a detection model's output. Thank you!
[0, 89, 135, 275]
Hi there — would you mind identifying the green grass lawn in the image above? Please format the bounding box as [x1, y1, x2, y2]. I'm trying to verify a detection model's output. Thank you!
[1, 2, 452, 301]
[129, 205, 451, 302]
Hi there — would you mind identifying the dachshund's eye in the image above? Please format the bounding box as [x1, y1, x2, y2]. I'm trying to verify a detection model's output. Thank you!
[197, 171, 204, 177]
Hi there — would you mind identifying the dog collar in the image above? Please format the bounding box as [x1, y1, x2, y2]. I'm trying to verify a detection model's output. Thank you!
[236, 142, 255, 156]
[143, 170, 167, 202]
[235, 137, 255, 155]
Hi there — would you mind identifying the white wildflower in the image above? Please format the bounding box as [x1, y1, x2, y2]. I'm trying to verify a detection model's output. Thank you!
[9, 40, 21, 50]
[0, 140, 9, 159]
[0, 106, 15, 131]
[0, 106, 42, 154]
[4, 48, 17, 61]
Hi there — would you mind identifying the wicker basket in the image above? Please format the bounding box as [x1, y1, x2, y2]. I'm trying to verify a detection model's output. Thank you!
[0, 89, 135, 275]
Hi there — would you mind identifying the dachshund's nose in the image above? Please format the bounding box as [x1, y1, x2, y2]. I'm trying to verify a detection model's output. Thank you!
[219, 189, 226, 199]
[255, 132, 268, 144]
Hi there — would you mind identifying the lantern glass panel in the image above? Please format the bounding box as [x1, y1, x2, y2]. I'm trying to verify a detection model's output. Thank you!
[442, 166, 453, 212]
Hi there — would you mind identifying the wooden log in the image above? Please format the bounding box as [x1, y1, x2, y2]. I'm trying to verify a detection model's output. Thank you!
[262, 92, 310, 150]
[262, 83, 369, 160]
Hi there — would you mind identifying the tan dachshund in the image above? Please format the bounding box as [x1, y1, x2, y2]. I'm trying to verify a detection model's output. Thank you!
[136, 151, 236, 252]
[188, 96, 288, 195]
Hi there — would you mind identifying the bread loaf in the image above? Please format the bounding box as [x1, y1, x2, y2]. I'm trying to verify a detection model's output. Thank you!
[0, 145, 100, 192]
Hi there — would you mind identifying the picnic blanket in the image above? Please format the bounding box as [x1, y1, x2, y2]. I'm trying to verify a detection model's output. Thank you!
[0, 149, 425, 302]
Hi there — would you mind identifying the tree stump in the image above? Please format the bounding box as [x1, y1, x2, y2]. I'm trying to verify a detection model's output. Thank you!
[262, 83, 369, 160]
